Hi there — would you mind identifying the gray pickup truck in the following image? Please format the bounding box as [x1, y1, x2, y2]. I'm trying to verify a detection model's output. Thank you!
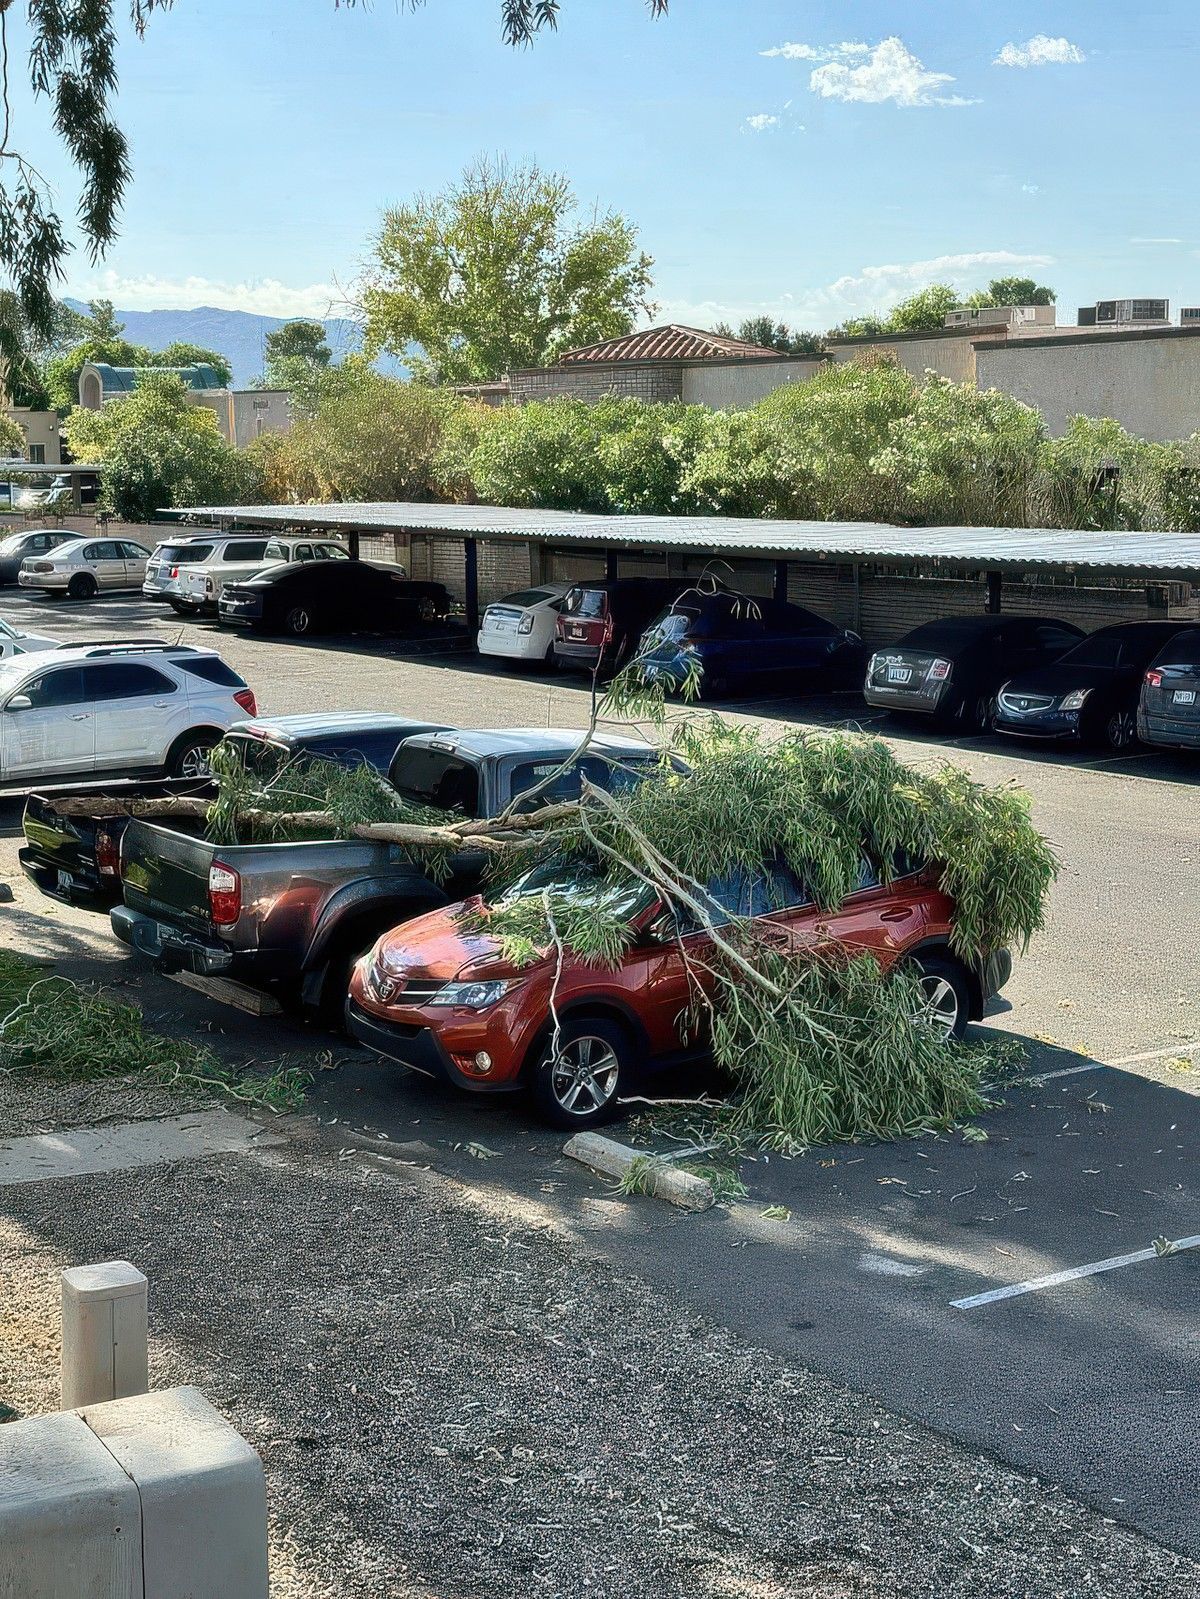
[111, 728, 666, 1023]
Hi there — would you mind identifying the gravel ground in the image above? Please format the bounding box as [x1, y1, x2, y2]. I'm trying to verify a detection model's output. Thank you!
[1, 1133, 1195, 1599]
[0, 1072, 211, 1137]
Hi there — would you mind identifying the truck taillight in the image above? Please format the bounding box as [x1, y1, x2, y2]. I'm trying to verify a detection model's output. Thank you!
[208, 861, 241, 926]
[928, 658, 952, 681]
[96, 827, 120, 878]
[1145, 669, 1163, 688]
[233, 688, 257, 714]
[169, 565, 179, 579]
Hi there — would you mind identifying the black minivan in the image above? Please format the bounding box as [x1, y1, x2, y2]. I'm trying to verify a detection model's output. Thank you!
[1138, 628, 1200, 751]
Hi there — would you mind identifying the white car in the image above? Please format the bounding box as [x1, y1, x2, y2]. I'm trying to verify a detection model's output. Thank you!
[0, 616, 61, 660]
[0, 641, 258, 785]
[173, 534, 354, 614]
[477, 583, 571, 666]
[18, 536, 151, 600]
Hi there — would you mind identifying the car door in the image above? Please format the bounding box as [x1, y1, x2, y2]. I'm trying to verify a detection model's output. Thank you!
[0, 664, 94, 779]
[88, 661, 181, 769]
[783, 858, 930, 972]
[81, 540, 126, 590]
[118, 541, 151, 588]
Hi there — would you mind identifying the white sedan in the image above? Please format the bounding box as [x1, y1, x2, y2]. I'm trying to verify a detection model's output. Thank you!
[18, 536, 152, 600]
[477, 583, 571, 666]
[0, 616, 61, 660]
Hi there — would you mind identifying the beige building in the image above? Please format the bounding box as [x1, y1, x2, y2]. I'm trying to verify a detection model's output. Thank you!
[974, 326, 1200, 441]
[3, 407, 62, 464]
[76, 361, 292, 449]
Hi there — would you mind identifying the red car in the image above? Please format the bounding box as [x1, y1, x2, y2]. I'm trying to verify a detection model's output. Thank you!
[347, 857, 1012, 1129]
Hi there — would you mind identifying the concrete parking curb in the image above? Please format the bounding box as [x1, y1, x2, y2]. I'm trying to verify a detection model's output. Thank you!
[563, 1132, 715, 1212]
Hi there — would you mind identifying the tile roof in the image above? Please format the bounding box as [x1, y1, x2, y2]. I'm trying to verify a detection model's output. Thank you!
[556, 324, 780, 365]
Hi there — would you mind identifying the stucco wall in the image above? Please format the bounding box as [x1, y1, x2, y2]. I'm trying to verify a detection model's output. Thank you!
[231, 390, 292, 449]
[826, 331, 986, 385]
[975, 335, 1200, 441]
[4, 409, 61, 464]
[681, 359, 823, 408]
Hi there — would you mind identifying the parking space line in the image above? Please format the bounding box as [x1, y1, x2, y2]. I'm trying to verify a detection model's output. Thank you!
[1022, 1061, 1106, 1084]
[1105, 1040, 1200, 1068]
[951, 1234, 1200, 1310]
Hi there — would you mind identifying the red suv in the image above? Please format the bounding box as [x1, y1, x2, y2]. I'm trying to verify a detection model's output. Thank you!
[347, 857, 1012, 1129]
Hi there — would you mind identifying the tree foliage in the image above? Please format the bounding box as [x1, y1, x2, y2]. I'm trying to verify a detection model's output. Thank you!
[257, 319, 332, 393]
[0, 410, 27, 455]
[63, 370, 259, 520]
[360, 156, 655, 385]
[42, 301, 233, 410]
[714, 316, 826, 356]
[830, 277, 1057, 340]
[967, 276, 1056, 309]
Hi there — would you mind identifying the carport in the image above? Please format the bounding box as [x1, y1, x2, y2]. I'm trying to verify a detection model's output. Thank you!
[178, 502, 1200, 644]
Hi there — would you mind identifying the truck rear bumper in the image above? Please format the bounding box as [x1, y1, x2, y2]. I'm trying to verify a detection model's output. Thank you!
[111, 904, 233, 975]
[19, 846, 112, 908]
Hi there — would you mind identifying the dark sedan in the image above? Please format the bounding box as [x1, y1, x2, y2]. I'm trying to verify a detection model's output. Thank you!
[1138, 628, 1200, 752]
[638, 592, 863, 699]
[994, 621, 1195, 751]
[218, 559, 457, 637]
[864, 615, 1084, 732]
[0, 528, 74, 584]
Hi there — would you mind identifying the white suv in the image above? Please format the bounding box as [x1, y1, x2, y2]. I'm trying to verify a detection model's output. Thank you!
[0, 643, 258, 785]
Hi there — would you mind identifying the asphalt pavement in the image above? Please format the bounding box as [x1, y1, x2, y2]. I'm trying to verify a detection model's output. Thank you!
[1, 584, 1198, 1556]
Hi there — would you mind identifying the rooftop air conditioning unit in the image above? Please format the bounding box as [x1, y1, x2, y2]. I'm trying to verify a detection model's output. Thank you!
[1181, 307, 1200, 324]
[1094, 298, 1170, 325]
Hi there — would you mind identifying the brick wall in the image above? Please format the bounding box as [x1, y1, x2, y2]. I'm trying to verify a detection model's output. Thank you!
[509, 364, 684, 405]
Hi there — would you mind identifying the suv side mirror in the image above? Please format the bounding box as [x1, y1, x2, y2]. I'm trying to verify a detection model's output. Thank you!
[6, 693, 32, 711]
[645, 908, 678, 944]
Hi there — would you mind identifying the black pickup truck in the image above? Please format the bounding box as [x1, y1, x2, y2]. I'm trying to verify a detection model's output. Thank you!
[19, 712, 450, 909]
[111, 728, 668, 1023]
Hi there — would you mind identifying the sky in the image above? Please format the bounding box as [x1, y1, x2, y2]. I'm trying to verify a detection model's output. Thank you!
[11, 0, 1200, 331]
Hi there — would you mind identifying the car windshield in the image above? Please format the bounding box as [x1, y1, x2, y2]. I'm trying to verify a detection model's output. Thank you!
[646, 609, 695, 642]
[157, 544, 212, 563]
[497, 588, 558, 609]
[1059, 631, 1125, 668]
[0, 534, 28, 556]
[500, 859, 653, 920]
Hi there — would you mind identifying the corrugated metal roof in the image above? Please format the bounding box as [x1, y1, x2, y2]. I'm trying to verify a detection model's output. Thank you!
[556, 324, 778, 364]
[175, 501, 1200, 580]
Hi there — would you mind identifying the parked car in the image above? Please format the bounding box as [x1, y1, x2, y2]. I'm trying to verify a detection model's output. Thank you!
[638, 591, 864, 699]
[1137, 628, 1200, 752]
[20, 711, 439, 908]
[172, 535, 355, 615]
[110, 728, 668, 1022]
[0, 641, 256, 788]
[218, 559, 455, 637]
[554, 578, 705, 677]
[477, 582, 571, 667]
[0, 528, 75, 585]
[864, 615, 1085, 732]
[347, 854, 1012, 1129]
[994, 621, 1194, 750]
[0, 616, 62, 660]
[18, 536, 151, 599]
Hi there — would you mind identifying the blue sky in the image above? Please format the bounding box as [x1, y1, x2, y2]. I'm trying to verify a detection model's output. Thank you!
[13, 0, 1200, 330]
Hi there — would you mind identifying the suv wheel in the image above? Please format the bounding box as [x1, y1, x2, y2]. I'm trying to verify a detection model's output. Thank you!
[911, 956, 970, 1041]
[67, 572, 97, 600]
[169, 731, 219, 778]
[530, 1017, 627, 1130]
[1104, 707, 1137, 752]
[285, 605, 313, 636]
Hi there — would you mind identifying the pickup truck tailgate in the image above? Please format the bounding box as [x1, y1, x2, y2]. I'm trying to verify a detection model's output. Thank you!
[120, 818, 217, 933]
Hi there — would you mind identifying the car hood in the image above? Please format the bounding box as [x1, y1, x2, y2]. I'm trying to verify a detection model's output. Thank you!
[372, 898, 517, 984]
[1002, 663, 1117, 697]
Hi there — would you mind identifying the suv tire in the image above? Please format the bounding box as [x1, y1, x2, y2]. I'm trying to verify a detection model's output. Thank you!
[167, 729, 221, 779]
[530, 1016, 629, 1130]
[911, 955, 971, 1041]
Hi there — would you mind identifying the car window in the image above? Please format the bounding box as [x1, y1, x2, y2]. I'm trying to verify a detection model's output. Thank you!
[1060, 631, 1122, 668]
[12, 665, 88, 709]
[388, 747, 480, 817]
[563, 587, 608, 619]
[507, 753, 656, 811]
[301, 730, 409, 771]
[157, 542, 213, 564]
[313, 544, 349, 560]
[29, 534, 51, 552]
[87, 662, 178, 700]
[223, 540, 269, 561]
[82, 541, 119, 561]
[1035, 624, 1081, 652]
[294, 544, 314, 562]
[119, 542, 150, 559]
[264, 540, 288, 559]
[177, 657, 246, 689]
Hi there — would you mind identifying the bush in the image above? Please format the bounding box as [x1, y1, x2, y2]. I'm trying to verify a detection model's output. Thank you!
[1035, 415, 1200, 531]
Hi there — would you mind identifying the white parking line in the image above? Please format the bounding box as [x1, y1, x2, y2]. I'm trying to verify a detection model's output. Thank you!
[952, 1234, 1200, 1310]
[1105, 1040, 1200, 1068]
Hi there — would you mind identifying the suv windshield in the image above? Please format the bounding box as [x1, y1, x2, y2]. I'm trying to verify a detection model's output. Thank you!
[501, 859, 652, 919]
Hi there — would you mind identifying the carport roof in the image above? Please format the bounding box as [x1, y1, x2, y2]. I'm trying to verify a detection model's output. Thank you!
[175, 501, 1200, 581]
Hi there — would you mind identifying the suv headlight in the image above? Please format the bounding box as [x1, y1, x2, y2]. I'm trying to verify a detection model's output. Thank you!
[1060, 688, 1090, 711]
[428, 978, 519, 1010]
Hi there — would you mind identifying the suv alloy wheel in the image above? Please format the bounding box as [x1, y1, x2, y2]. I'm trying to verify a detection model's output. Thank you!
[530, 1017, 627, 1129]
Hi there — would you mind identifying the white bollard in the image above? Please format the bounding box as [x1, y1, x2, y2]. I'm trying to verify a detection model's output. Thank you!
[61, 1260, 149, 1411]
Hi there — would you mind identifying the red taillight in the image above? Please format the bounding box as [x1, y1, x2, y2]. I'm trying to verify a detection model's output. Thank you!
[1145, 669, 1163, 688]
[208, 861, 241, 926]
[603, 614, 614, 643]
[233, 688, 257, 715]
[169, 565, 179, 579]
[96, 827, 120, 878]
[928, 658, 952, 681]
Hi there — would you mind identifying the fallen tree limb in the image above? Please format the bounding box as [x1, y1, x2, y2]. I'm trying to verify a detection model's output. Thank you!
[43, 795, 213, 820]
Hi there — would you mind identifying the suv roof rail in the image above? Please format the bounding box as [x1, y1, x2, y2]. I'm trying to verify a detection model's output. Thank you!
[56, 640, 202, 657]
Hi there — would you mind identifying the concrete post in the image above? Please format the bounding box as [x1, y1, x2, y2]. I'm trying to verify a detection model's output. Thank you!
[61, 1261, 149, 1411]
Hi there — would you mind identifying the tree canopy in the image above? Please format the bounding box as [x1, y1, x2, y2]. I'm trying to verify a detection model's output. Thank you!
[257, 319, 333, 392]
[830, 277, 1059, 339]
[713, 317, 825, 356]
[360, 156, 656, 385]
[967, 276, 1056, 309]
[41, 300, 232, 410]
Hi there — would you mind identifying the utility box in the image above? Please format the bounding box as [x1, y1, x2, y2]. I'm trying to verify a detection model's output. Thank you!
[0, 1388, 267, 1599]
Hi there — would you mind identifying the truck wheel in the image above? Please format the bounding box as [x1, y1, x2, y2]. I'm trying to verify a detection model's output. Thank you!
[285, 605, 314, 636]
[529, 1017, 628, 1130]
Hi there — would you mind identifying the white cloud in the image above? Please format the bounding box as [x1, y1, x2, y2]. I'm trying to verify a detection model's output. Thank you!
[659, 250, 1055, 332]
[62, 271, 342, 320]
[743, 113, 781, 132]
[760, 41, 869, 63]
[994, 35, 1085, 68]
[1021, 184, 1041, 195]
[1130, 236, 1183, 245]
[806, 38, 972, 107]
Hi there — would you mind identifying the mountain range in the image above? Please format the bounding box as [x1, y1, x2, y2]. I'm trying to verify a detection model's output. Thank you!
[62, 299, 397, 388]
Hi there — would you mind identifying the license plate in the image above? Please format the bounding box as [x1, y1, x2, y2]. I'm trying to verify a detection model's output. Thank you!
[56, 869, 73, 896]
[568, 624, 587, 639]
[887, 666, 911, 684]
[1174, 689, 1196, 705]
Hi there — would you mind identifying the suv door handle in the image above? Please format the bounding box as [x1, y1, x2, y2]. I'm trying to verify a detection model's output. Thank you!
[69, 713, 90, 721]
[880, 908, 914, 923]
